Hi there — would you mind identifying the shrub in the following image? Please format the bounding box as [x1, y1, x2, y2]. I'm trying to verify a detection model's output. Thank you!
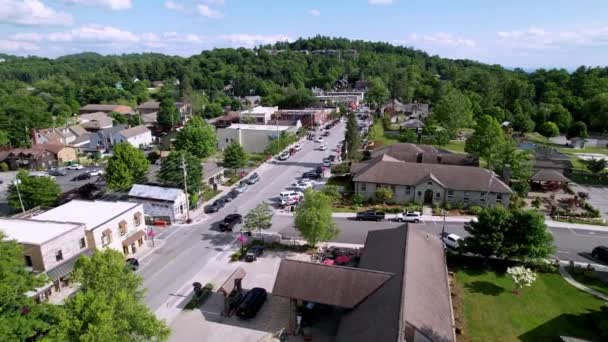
[0, 162, 8, 172]
[444, 202, 452, 211]
[531, 197, 542, 209]
[404, 203, 422, 212]
[468, 206, 483, 215]
[352, 194, 364, 207]
[584, 203, 601, 218]
[331, 162, 350, 174]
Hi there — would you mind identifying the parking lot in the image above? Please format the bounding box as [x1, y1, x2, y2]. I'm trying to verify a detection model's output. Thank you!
[572, 184, 608, 219]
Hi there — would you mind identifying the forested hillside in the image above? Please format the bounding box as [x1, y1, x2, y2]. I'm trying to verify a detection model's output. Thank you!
[1, 36, 608, 147]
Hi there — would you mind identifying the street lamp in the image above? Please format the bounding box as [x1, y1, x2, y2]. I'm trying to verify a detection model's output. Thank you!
[13, 179, 25, 213]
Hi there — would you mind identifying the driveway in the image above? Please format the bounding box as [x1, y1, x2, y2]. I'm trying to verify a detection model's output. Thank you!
[571, 184, 608, 219]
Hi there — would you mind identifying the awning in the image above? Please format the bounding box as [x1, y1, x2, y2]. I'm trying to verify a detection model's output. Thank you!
[46, 249, 93, 281]
[122, 230, 146, 247]
[102, 228, 112, 236]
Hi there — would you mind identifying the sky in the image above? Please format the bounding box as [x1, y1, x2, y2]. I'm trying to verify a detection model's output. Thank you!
[2, 0, 608, 69]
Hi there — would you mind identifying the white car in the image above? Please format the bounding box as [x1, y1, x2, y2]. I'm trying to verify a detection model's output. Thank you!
[443, 234, 463, 249]
[318, 144, 328, 151]
[294, 143, 303, 151]
[66, 164, 84, 170]
[278, 151, 290, 161]
[396, 211, 422, 223]
[315, 137, 324, 143]
[88, 169, 105, 176]
[29, 172, 55, 180]
[292, 180, 314, 187]
[280, 191, 301, 201]
[294, 182, 314, 191]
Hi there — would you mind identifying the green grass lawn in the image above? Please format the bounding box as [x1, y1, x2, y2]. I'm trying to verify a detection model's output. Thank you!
[456, 267, 605, 342]
[438, 140, 466, 154]
[571, 273, 608, 297]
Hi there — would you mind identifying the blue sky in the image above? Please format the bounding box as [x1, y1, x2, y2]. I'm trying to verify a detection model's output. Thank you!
[1, 0, 608, 69]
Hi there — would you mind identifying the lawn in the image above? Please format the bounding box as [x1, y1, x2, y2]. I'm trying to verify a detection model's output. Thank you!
[455, 267, 605, 342]
[571, 272, 608, 297]
[438, 140, 466, 154]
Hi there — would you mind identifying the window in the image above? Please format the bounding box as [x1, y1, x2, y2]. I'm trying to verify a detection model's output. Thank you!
[134, 213, 142, 227]
[55, 250, 63, 262]
[464, 196, 469, 203]
[119, 220, 128, 236]
[448, 190, 454, 195]
[226, 138, 229, 143]
[391, 185, 396, 194]
[361, 183, 367, 192]
[405, 186, 411, 195]
[417, 191, 422, 197]
[79, 238, 86, 249]
[497, 194, 503, 201]
[24, 255, 33, 267]
[464, 191, 470, 196]
[427, 181, 433, 185]
[435, 192, 440, 198]
[179, 204, 184, 214]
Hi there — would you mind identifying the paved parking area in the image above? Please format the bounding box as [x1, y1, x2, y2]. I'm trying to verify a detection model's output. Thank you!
[572, 184, 608, 219]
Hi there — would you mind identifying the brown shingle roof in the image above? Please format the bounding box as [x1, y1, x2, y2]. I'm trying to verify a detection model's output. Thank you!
[136, 101, 160, 110]
[531, 169, 571, 183]
[117, 125, 150, 139]
[80, 104, 133, 114]
[272, 259, 393, 309]
[37, 143, 70, 154]
[371, 143, 478, 166]
[353, 155, 512, 193]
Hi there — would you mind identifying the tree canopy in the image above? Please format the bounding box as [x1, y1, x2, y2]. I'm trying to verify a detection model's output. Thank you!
[175, 116, 217, 159]
[8, 170, 61, 211]
[294, 189, 339, 247]
[106, 142, 149, 190]
[158, 150, 202, 194]
[465, 115, 506, 168]
[223, 142, 248, 171]
[243, 202, 273, 235]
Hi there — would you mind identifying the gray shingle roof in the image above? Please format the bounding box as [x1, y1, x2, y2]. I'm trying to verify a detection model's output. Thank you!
[353, 154, 512, 193]
[117, 125, 150, 139]
[530, 169, 571, 183]
[136, 101, 160, 110]
[129, 184, 185, 202]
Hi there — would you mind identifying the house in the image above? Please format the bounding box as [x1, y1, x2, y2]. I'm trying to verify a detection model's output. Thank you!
[278, 108, 332, 127]
[217, 123, 298, 153]
[369, 143, 479, 166]
[88, 124, 128, 152]
[79, 112, 113, 131]
[212, 112, 240, 128]
[112, 125, 152, 148]
[79, 104, 134, 115]
[152, 81, 164, 88]
[202, 161, 225, 189]
[140, 112, 158, 127]
[401, 118, 425, 130]
[351, 154, 512, 206]
[239, 106, 278, 124]
[315, 91, 364, 109]
[32, 200, 147, 256]
[273, 225, 455, 342]
[243, 95, 262, 108]
[137, 101, 191, 124]
[0, 219, 92, 303]
[0, 147, 57, 170]
[136, 101, 161, 115]
[128, 184, 187, 223]
[31, 125, 88, 146]
[382, 101, 430, 122]
[37, 144, 77, 164]
[534, 160, 567, 175]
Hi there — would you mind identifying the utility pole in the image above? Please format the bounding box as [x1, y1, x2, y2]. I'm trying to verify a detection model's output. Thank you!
[181, 155, 191, 223]
[13, 179, 25, 213]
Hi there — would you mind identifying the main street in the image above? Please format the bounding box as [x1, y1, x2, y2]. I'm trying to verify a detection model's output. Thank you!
[138, 121, 346, 311]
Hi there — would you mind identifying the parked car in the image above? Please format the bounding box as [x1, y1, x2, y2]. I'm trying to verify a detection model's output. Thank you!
[592, 246, 608, 263]
[88, 169, 105, 176]
[292, 180, 315, 188]
[235, 181, 249, 193]
[236, 287, 267, 319]
[278, 151, 290, 161]
[66, 163, 84, 170]
[125, 258, 139, 271]
[48, 168, 67, 176]
[246, 172, 260, 184]
[280, 191, 302, 201]
[328, 155, 337, 162]
[322, 161, 332, 168]
[294, 143, 303, 151]
[318, 144, 328, 151]
[245, 245, 264, 262]
[315, 137, 324, 143]
[396, 211, 422, 223]
[71, 173, 92, 181]
[443, 234, 463, 249]
[226, 189, 239, 200]
[307, 134, 316, 141]
[322, 131, 330, 137]
[355, 210, 386, 222]
[204, 199, 225, 213]
[302, 172, 322, 180]
[29, 172, 55, 180]
[219, 213, 243, 232]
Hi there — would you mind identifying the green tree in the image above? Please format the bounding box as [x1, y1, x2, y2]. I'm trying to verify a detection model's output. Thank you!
[294, 189, 339, 247]
[368, 118, 384, 142]
[366, 77, 389, 108]
[566, 121, 589, 140]
[539, 121, 560, 138]
[8, 170, 61, 211]
[344, 112, 362, 160]
[463, 206, 512, 258]
[423, 124, 450, 145]
[243, 202, 273, 236]
[586, 158, 607, 174]
[157, 97, 179, 129]
[583, 92, 608, 131]
[0, 231, 60, 340]
[159, 150, 202, 194]
[47, 249, 170, 341]
[0, 130, 10, 147]
[223, 142, 248, 173]
[321, 185, 341, 203]
[398, 129, 418, 143]
[175, 116, 217, 159]
[432, 87, 474, 134]
[106, 143, 149, 190]
[465, 115, 506, 168]
[375, 187, 393, 205]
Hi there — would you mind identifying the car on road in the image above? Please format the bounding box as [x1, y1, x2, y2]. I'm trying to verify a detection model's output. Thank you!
[322, 131, 330, 137]
[227, 189, 239, 199]
[245, 245, 264, 262]
[29, 172, 56, 180]
[278, 151, 290, 161]
[71, 173, 92, 181]
[322, 161, 332, 168]
[125, 258, 139, 271]
[443, 234, 463, 249]
[204, 199, 225, 213]
[294, 182, 314, 191]
[307, 134, 316, 140]
[315, 137, 324, 143]
[302, 172, 322, 180]
[355, 210, 386, 221]
[592, 246, 608, 263]
[292, 179, 315, 188]
[318, 144, 328, 151]
[294, 143, 303, 151]
[280, 190, 302, 201]
[235, 181, 249, 193]
[48, 168, 67, 176]
[88, 169, 105, 176]
[396, 211, 422, 223]
[66, 164, 84, 170]
[219, 213, 243, 232]
[246, 172, 260, 184]
[236, 287, 267, 319]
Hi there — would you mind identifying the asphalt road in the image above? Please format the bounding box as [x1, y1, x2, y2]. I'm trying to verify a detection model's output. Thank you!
[269, 214, 608, 264]
[139, 122, 346, 311]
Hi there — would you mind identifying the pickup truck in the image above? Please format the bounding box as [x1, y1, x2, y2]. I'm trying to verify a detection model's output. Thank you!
[355, 211, 386, 222]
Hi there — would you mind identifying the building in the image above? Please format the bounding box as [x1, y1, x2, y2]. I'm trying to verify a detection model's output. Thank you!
[315, 93, 362, 109]
[369, 143, 479, 166]
[79, 112, 113, 131]
[37, 144, 77, 164]
[202, 161, 225, 189]
[31, 125, 88, 146]
[401, 118, 425, 130]
[88, 124, 128, 152]
[79, 104, 134, 115]
[243, 95, 262, 108]
[32, 200, 147, 256]
[0, 218, 92, 303]
[273, 226, 455, 342]
[351, 154, 512, 206]
[278, 108, 332, 127]
[239, 106, 278, 124]
[136, 101, 190, 124]
[382, 101, 430, 122]
[112, 125, 152, 148]
[217, 123, 298, 153]
[0, 147, 57, 170]
[128, 184, 187, 223]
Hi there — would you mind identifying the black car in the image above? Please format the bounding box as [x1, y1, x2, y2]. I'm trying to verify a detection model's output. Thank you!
[71, 172, 92, 181]
[592, 246, 608, 263]
[245, 245, 264, 262]
[204, 199, 226, 213]
[247, 172, 260, 184]
[125, 258, 139, 271]
[227, 189, 239, 199]
[302, 172, 322, 180]
[328, 155, 337, 162]
[219, 213, 243, 232]
[356, 210, 386, 222]
[322, 131, 330, 137]
[236, 287, 267, 319]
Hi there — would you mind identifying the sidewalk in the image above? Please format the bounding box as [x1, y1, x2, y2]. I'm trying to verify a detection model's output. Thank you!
[559, 265, 608, 302]
[545, 219, 608, 231]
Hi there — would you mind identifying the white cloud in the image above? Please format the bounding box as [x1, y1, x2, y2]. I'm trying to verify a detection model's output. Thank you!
[217, 33, 291, 47]
[164, 1, 183, 11]
[63, 0, 132, 10]
[401, 32, 476, 47]
[203, 0, 224, 4]
[0, 39, 39, 51]
[11, 32, 44, 41]
[497, 26, 608, 50]
[308, 9, 320, 17]
[197, 4, 223, 18]
[0, 0, 73, 26]
[368, 0, 393, 5]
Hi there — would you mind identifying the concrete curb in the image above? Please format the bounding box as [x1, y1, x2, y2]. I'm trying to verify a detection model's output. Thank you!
[559, 266, 608, 302]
